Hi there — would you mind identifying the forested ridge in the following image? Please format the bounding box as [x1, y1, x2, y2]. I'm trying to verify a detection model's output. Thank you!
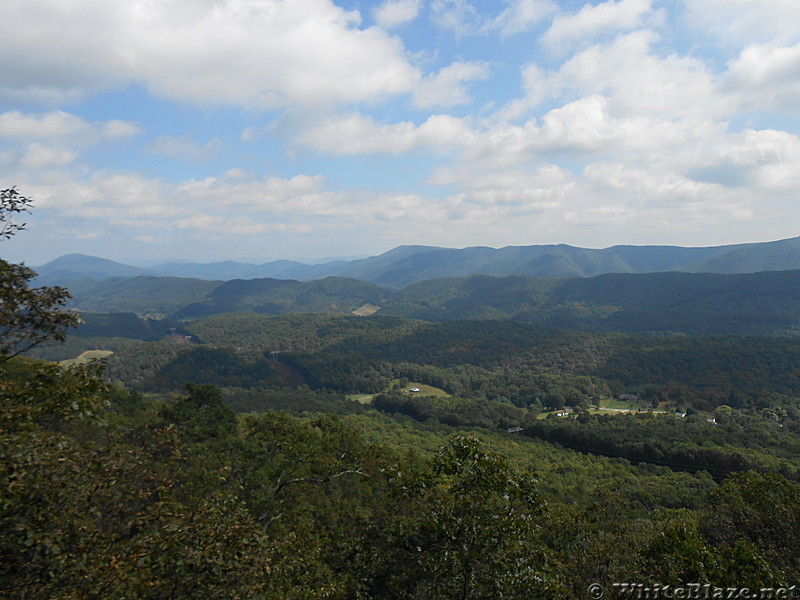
[60, 267, 800, 335]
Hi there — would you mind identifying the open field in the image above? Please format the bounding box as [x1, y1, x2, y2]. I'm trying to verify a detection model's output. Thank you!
[346, 394, 375, 405]
[403, 382, 451, 397]
[58, 350, 114, 367]
[536, 396, 668, 419]
[601, 398, 640, 410]
[347, 381, 451, 404]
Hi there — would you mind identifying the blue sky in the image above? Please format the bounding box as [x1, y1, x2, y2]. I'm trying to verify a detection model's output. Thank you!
[1, 0, 799, 265]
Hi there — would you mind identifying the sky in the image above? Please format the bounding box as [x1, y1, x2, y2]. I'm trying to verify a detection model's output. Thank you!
[1, 0, 800, 265]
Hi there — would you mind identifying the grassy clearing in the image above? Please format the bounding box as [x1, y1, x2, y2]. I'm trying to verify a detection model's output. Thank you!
[346, 394, 375, 405]
[536, 396, 670, 419]
[346, 381, 451, 405]
[601, 398, 639, 410]
[58, 350, 114, 367]
[401, 382, 451, 397]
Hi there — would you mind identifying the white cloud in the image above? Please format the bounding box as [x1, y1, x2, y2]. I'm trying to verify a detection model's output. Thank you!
[690, 129, 800, 191]
[19, 144, 77, 170]
[13, 169, 454, 253]
[295, 113, 477, 155]
[424, 158, 766, 247]
[430, 0, 481, 38]
[177, 214, 298, 235]
[723, 42, 800, 114]
[374, 0, 421, 28]
[412, 61, 490, 108]
[541, 0, 655, 53]
[0, 110, 140, 142]
[682, 0, 800, 47]
[0, 0, 421, 108]
[513, 31, 722, 121]
[488, 0, 557, 37]
[0, 110, 141, 173]
[103, 121, 142, 139]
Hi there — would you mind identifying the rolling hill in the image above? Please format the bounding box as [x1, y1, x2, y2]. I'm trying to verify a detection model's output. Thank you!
[62, 275, 220, 316]
[33, 253, 157, 284]
[171, 276, 391, 319]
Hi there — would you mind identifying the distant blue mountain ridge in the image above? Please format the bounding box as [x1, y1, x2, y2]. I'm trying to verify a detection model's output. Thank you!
[33, 236, 800, 289]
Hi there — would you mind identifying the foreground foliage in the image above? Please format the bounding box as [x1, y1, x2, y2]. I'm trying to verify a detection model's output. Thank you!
[2, 358, 799, 597]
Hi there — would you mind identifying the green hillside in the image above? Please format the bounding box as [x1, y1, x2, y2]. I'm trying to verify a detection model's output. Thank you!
[382, 270, 800, 335]
[66, 275, 219, 316]
[172, 276, 390, 319]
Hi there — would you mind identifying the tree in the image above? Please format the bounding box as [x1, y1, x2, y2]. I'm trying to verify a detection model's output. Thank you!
[0, 187, 33, 240]
[0, 261, 80, 361]
[699, 471, 800, 580]
[0, 188, 80, 361]
[161, 382, 237, 442]
[362, 435, 564, 600]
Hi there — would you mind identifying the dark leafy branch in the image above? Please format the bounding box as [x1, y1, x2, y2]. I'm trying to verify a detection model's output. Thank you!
[0, 187, 33, 240]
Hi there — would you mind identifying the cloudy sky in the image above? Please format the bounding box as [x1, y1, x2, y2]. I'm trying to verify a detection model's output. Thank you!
[1, 0, 799, 265]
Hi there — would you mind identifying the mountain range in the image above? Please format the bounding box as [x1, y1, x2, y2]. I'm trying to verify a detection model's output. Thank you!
[33, 236, 800, 288]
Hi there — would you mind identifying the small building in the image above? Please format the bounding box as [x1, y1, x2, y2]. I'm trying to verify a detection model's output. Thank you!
[619, 393, 640, 402]
[409, 387, 420, 393]
[507, 426, 524, 434]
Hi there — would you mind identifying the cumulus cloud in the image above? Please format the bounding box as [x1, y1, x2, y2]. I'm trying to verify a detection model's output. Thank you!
[18, 144, 78, 170]
[412, 61, 490, 108]
[723, 42, 800, 114]
[689, 129, 800, 191]
[374, 0, 421, 28]
[0, 110, 140, 142]
[541, 0, 654, 52]
[511, 31, 722, 121]
[0, 110, 141, 173]
[0, 0, 421, 107]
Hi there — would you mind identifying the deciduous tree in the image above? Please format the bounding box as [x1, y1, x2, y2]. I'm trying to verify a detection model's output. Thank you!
[1, 188, 80, 361]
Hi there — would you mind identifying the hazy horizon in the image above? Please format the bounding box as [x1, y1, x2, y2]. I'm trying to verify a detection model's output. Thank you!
[28, 234, 800, 270]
